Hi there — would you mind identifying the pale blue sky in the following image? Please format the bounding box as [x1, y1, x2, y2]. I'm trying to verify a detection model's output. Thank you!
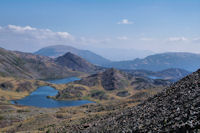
[0, 0, 200, 60]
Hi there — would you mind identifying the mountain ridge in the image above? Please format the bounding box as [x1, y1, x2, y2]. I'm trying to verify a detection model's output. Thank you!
[35, 45, 200, 72]
[55, 52, 101, 73]
[0, 47, 83, 79]
[105, 52, 200, 72]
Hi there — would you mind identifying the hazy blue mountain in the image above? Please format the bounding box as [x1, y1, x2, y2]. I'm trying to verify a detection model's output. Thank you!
[105, 52, 200, 72]
[35, 46, 200, 72]
[34, 45, 111, 66]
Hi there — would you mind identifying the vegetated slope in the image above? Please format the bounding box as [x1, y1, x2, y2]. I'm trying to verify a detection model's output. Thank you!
[34, 45, 111, 65]
[79, 68, 200, 132]
[55, 52, 101, 73]
[105, 52, 200, 72]
[124, 68, 190, 82]
[55, 68, 171, 101]
[0, 47, 81, 79]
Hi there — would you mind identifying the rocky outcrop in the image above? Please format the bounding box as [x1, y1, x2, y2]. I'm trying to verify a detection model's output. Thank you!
[0, 82, 13, 91]
[56, 85, 85, 99]
[101, 68, 130, 90]
[90, 90, 108, 100]
[116, 91, 130, 97]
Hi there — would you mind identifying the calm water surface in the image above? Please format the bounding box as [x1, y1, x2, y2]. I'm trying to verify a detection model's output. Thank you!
[47, 77, 80, 84]
[11, 77, 94, 108]
[148, 76, 162, 79]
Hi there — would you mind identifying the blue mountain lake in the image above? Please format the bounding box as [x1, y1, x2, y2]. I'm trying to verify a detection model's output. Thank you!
[11, 77, 94, 108]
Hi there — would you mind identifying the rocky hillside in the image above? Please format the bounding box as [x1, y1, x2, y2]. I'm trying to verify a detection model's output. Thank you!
[0, 48, 82, 79]
[55, 52, 101, 73]
[34, 45, 111, 65]
[55, 68, 171, 101]
[78, 68, 200, 132]
[105, 52, 200, 72]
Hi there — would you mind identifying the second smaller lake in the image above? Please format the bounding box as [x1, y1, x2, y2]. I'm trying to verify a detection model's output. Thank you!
[148, 76, 162, 79]
[47, 77, 80, 84]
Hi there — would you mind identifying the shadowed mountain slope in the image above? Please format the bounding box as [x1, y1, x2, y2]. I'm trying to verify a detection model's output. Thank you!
[55, 52, 102, 73]
[0, 48, 82, 79]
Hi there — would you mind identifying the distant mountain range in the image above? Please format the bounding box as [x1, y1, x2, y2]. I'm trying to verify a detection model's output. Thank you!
[0, 46, 189, 85]
[35, 45, 200, 72]
[105, 52, 200, 72]
[34, 45, 111, 66]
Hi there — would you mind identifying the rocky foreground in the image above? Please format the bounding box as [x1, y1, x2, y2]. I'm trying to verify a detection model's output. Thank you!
[72, 69, 200, 132]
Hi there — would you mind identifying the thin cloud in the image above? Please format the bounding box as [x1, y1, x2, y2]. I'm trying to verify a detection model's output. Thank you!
[0, 25, 75, 52]
[117, 36, 128, 40]
[193, 37, 200, 43]
[140, 38, 154, 41]
[0, 25, 110, 52]
[117, 19, 133, 24]
[7, 25, 36, 32]
[80, 37, 111, 44]
[168, 37, 188, 42]
[57, 32, 74, 40]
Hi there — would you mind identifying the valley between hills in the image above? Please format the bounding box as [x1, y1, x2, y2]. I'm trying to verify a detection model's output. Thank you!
[0, 46, 199, 132]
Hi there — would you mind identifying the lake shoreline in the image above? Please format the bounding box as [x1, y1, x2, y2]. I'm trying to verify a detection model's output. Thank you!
[10, 77, 94, 108]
